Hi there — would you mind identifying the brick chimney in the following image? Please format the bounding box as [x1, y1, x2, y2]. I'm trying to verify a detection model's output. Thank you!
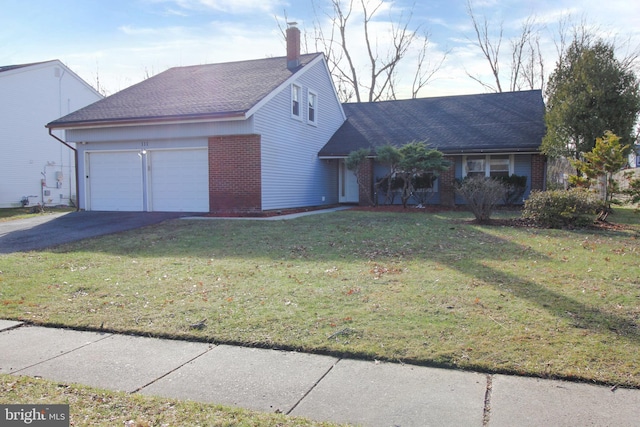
[286, 22, 301, 70]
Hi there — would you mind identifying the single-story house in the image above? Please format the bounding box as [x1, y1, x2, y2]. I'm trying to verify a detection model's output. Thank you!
[0, 60, 102, 208]
[321, 90, 547, 206]
[46, 26, 546, 214]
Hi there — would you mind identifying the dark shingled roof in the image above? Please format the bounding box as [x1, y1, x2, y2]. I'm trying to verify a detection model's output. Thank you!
[319, 90, 545, 156]
[47, 53, 322, 128]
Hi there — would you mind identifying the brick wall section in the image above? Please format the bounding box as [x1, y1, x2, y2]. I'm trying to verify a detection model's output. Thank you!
[208, 134, 262, 214]
[439, 156, 457, 206]
[531, 153, 547, 191]
[357, 158, 374, 206]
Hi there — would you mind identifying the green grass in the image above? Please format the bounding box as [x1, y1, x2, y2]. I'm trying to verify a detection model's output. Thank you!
[0, 374, 343, 426]
[0, 207, 75, 222]
[1, 208, 639, 388]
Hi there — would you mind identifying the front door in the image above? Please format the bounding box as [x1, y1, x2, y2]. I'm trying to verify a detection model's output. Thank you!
[339, 160, 359, 203]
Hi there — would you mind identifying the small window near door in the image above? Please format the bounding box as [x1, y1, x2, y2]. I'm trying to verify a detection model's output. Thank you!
[292, 84, 301, 119]
[308, 90, 317, 125]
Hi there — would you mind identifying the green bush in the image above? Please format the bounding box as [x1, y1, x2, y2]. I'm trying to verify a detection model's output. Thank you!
[623, 171, 640, 212]
[495, 174, 527, 204]
[523, 188, 602, 228]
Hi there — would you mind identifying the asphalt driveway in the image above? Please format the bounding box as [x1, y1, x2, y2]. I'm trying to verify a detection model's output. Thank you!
[0, 211, 196, 253]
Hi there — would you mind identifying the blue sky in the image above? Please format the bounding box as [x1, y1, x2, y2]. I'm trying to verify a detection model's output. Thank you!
[2, 0, 639, 98]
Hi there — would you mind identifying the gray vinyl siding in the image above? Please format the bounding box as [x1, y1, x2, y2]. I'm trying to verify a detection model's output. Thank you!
[254, 60, 345, 211]
[454, 157, 465, 204]
[65, 118, 255, 143]
[514, 154, 532, 200]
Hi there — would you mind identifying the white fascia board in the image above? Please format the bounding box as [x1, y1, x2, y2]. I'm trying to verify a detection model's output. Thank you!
[318, 155, 377, 159]
[55, 61, 103, 98]
[449, 150, 541, 155]
[318, 55, 347, 121]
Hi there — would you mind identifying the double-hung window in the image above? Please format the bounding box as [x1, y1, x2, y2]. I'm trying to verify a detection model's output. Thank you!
[291, 84, 301, 119]
[465, 156, 486, 178]
[489, 156, 510, 178]
[307, 90, 317, 125]
[464, 155, 513, 178]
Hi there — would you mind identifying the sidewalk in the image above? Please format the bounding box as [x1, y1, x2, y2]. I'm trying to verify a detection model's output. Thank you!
[1, 320, 639, 426]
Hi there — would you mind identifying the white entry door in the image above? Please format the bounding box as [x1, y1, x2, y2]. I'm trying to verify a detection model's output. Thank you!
[86, 151, 143, 211]
[339, 160, 359, 203]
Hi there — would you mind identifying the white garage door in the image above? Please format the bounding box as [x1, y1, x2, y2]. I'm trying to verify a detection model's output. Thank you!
[148, 149, 209, 212]
[87, 151, 143, 211]
[86, 149, 209, 212]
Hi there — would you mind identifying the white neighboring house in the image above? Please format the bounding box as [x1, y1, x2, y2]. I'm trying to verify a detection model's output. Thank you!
[0, 60, 102, 208]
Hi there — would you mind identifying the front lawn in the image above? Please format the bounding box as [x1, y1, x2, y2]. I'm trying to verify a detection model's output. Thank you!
[1, 208, 639, 387]
[0, 374, 340, 426]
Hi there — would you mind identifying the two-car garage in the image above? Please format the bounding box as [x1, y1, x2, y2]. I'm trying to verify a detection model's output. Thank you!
[85, 149, 209, 212]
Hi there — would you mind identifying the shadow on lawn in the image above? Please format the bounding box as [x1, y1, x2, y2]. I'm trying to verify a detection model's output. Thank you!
[35, 211, 640, 345]
[459, 256, 638, 341]
[435, 224, 640, 344]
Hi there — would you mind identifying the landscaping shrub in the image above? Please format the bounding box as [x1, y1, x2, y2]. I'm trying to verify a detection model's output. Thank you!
[455, 176, 507, 223]
[522, 188, 602, 228]
[622, 170, 640, 212]
[495, 174, 527, 204]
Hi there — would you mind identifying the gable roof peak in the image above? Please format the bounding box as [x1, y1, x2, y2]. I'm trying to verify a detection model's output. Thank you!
[47, 52, 324, 129]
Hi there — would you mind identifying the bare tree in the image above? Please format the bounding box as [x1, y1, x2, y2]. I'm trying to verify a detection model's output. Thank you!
[510, 16, 545, 92]
[552, 14, 595, 61]
[466, 0, 503, 92]
[411, 32, 449, 98]
[329, 0, 362, 101]
[465, 0, 545, 93]
[278, 0, 447, 102]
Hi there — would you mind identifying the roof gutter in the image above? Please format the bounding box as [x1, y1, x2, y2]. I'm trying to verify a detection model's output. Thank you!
[46, 110, 248, 130]
[48, 128, 80, 212]
[319, 149, 541, 159]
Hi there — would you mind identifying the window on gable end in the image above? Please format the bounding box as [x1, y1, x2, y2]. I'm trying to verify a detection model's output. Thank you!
[291, 84, 301, 119]
[308, 90, 318, 125]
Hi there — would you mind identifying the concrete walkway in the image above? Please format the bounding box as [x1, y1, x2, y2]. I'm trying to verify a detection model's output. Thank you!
[1, 320, 638, 426]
